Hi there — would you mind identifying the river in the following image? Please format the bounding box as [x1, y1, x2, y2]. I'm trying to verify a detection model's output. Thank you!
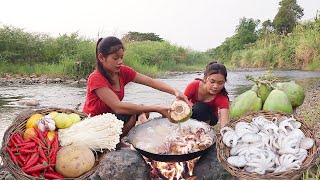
[0, 70, 320, 148]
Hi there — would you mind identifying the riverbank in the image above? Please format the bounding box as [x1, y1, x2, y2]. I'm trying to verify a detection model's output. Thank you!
[296, 80, 320, 177]
[2, 68, 318, 85]
[296, 81, 320, 138]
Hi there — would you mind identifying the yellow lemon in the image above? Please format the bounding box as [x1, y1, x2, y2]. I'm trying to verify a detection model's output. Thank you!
[47, 131, 56, 141]
[26, 113, 43, 129]
[54, 113, 73, 129]
[48, 111, 59, 119]
[69, 113, 81, 124]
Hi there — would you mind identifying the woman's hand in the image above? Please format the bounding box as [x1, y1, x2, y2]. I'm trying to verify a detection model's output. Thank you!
[157, 105, 175, 123]
[174, 89, 192, 106]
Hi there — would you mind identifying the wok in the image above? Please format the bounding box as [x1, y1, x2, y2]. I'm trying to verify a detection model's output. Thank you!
[127, 117, 216, 162]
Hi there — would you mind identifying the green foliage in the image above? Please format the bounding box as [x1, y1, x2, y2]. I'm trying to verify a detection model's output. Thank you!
[208, 14, 320, 70]
[124, 41, 210, 73]
[207, 17, 260, 62]
[273, 0, 304, 35]
[260, 19, 274, 35]
[0, 25, 49, 63]
[0, 25, 209, 78]
[207, 0, 320, 70]
[122, 32, 163, 42]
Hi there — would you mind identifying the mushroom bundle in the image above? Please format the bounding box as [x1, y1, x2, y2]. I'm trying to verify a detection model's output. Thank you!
[220, 115, 314, 174]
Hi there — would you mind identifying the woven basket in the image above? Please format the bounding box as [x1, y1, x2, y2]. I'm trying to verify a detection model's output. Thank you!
[216, 110, 318, 180]
[0, 107, 102, 180]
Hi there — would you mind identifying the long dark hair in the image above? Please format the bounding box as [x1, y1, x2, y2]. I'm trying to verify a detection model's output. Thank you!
[196, 61, 229, 97]
[96, 36, 124, 85]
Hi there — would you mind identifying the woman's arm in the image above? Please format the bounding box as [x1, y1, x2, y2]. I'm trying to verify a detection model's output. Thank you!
[219, 109, 229, 128]
[95, 87, 171, 116]
[132, 72, 189, 102]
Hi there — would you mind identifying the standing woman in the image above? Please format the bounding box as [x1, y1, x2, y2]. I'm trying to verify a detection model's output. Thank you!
[83, 36, 188, 137]
[184, 61, 230, 128]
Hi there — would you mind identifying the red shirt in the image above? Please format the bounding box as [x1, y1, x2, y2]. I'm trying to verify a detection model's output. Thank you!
[184, 80, 229, 117]
[83, 66, 137, 116]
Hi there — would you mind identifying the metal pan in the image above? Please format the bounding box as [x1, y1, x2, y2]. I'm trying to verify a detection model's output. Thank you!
[127, 117, 216, 162]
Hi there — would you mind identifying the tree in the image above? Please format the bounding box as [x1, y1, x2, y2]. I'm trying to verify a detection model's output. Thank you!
[235, 17, 261, 46]
[273, 0, 304, 35]
[261, 19, 274, 34]
[122, 32, 163, 42]
[207, 17, 260, 62]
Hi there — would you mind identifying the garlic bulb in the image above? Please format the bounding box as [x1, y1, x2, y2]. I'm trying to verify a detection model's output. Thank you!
[37, 115, 56, 132]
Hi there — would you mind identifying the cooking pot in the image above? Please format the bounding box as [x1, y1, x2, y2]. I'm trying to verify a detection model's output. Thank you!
[127, 117, 216, 162]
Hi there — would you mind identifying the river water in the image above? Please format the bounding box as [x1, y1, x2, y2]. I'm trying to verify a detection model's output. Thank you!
[0, 70, 320, 148]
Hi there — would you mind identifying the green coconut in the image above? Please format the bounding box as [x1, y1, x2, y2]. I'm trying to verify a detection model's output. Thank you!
[276, 81, 305, 108]
[230, 90, 262, 119]
[170, 100, 192, 123]
[251, 83, 272, 104]
[263, 89, 293, 114]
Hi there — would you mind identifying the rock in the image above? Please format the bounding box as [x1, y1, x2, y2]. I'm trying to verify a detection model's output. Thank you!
[16, 99, 39, 106]
[78, 78, 87, 84]
[88, 149, 150, 180]
[4, 174, 15, 180]
[193, 146, 236, 180]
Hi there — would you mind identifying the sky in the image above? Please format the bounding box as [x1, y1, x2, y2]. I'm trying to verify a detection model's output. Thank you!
[0, 0, 319, 52]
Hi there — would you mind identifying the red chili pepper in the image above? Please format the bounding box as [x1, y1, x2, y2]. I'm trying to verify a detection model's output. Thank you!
[6, 147, 18, 165]
[17, 154, 27, 163]
[31, 172, 41, 177]
[11, 143, 36, 152]
[15, 134, 24, 144]
[12, 134, 22, 144]
[38, 158, 48, 164]
[24, 153, 31, 165]
[33, 127, 46, 144]
[51, 131, 58, 147]
[43, 171, 64, 179]
[38, 146, 48, 162]
[16, 142, 36, 147]
[8, 140, 14, 147]
[50, 154, 56, 166]
[23, 153, 39, 169]
[23, 164, 53, 174]
[16, 157, 24, 167]
[19, 149, 38, 154]
[43, 130, 48, 138]
[24, 138, 32, 143]
[48, 145, 58, 160]
[11, 147, 21, 153]
[30, 137, 46, 147]
[46, 136, 52, 149]
[9, 135, 17, 146]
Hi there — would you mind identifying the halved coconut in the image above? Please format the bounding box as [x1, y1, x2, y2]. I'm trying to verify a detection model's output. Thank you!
[170, 100, 192, 123]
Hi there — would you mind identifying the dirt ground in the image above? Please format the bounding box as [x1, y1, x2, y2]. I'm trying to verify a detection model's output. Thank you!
[296, 80, 320, 175]
[296, 81, 320, 139]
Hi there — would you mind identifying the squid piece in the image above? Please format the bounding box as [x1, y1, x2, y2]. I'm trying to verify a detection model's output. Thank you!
[222, 130, 239, 147]
[241, 133, 261, 143]
[274, 154, 301, 173]
[252, 116, 274, 129]
[278, 118, 295, 135]
[235, 122, 259, 136]
[227, 155, 247, 168]
[277, 136, 300, 155]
